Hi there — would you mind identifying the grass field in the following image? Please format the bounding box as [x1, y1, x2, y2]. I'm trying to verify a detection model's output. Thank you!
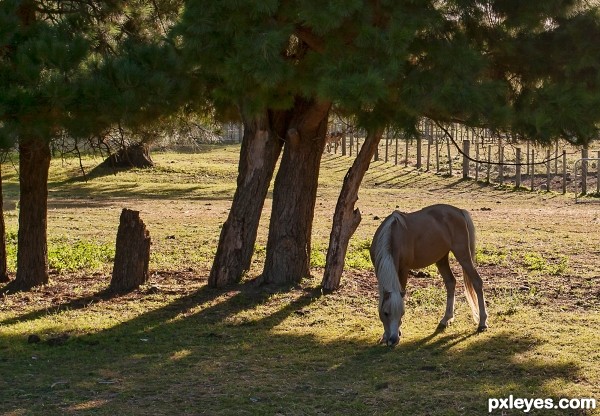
[0, 145, 599, 415]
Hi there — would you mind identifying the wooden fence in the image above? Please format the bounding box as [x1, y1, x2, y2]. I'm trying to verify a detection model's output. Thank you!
[325, 119, 600, 196]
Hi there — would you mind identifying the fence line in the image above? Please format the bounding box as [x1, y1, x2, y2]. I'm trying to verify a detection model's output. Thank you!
[325, 120, 599, 196]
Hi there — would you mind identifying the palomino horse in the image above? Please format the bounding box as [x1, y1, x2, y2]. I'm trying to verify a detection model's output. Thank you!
[370, 204, 488, 346]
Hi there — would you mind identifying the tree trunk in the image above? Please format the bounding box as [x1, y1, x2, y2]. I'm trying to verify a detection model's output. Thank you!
[109, 209, 151, 293]
[13, 139, 51, 291]
[322, 129, 383, 291]
[0, 163, 9, 283]
[263, 98, 331, 285]
[209, 110, 285, 287]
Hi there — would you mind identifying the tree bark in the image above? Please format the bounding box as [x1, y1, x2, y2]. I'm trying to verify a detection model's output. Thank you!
[0, 163, 9, 283]
[263, 98, 331, 285]
[13, 139, 51, 291]
[109, 208, 151, 293]
[209, 110, 285, 287]
[322, 129, 383, 291]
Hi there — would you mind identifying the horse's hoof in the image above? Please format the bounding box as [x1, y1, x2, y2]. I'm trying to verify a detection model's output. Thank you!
[437, 322, 448, 331]
[477, 325, 488, 333]
[439, 317, 454, 328]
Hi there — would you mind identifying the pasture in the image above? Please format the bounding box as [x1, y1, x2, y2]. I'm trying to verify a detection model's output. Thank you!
[0, 145, 599, 415]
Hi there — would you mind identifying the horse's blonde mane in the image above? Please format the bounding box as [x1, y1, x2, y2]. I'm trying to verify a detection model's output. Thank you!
[373, 211, 405, 295]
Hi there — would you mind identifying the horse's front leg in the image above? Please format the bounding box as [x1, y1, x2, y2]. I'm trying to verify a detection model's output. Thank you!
[436, 256, 456, 328]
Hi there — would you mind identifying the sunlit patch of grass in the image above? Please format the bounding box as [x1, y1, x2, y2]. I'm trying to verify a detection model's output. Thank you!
[521, 252, 569, 276]
[4, 232, 114, 274]
[345, 238, 372, 270]
[310, 238, 375, 270]
[476, 246, 508, 266]
[310, 243, 327, 268]
[48, 239, 115, 274]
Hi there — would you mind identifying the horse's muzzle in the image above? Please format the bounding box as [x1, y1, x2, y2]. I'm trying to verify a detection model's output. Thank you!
[386, 334, 400, 346]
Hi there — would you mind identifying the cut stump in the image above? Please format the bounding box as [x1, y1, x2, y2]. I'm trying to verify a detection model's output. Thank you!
[100, 143, 154, 169]
[109, 209, 151, 294]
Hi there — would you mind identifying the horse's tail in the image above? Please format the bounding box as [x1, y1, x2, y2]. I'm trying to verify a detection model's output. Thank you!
[371, 213, 402, 294]
[461, 209, 480, 323]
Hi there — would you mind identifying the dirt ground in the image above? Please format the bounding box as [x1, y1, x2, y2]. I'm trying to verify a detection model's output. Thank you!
[2, 150, 598, 316]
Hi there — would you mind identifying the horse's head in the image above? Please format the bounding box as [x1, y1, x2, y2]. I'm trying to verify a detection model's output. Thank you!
[379, 290, 405, 346]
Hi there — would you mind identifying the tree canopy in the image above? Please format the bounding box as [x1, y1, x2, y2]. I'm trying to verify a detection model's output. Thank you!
[174, 0, 600, 142]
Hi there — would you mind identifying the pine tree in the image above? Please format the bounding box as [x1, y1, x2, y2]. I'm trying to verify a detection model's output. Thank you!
[176, 0, 600, 288]
[0, 0, 184, 291]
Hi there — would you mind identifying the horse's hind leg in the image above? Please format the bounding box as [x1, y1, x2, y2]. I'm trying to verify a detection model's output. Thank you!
[436, 255, 456, 328]
[453, 251, 488, 331]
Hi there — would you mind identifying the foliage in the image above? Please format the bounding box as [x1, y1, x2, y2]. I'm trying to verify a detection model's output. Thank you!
[0, 0, 190, 150]
[174, 0, 600, 142]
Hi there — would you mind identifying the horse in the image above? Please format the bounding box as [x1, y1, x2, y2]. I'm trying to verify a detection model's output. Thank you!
[370, 204, 488, 346]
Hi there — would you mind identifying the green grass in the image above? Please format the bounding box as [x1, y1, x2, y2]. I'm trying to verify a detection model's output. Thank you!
[522, 252, 569, 276]
[48, 239, 115, 274]
[0, 146, 599, 415]
[5, 231, 114, 274]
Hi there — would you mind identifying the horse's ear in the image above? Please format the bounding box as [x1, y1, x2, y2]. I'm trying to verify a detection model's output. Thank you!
[383, 291, 391, 301]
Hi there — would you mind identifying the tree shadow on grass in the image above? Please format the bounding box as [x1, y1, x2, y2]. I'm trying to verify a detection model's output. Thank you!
[0, 280, 588, 416]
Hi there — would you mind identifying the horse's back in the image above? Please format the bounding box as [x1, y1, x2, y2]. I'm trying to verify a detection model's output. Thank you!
[399, 204, 472, 269]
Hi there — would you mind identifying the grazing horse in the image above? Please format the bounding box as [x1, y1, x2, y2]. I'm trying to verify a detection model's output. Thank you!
[370, 204, 488, 346]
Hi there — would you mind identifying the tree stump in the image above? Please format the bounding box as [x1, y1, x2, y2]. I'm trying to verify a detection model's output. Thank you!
[100, 143, 154, 169]
[109, 209, 151, 293]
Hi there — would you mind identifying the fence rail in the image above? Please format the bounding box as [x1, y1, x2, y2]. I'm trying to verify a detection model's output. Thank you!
[325, 119, 599, 198]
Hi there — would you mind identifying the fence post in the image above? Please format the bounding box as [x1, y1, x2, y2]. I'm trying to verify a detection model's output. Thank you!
[416, 136, 422, 169]
[498, 146, 504, 184]
[405, 139, 409, 167]
[486, 145, 492, 183]
[554, 139, 559, 174]
[462, 140, 470, 179]
[562, 150, 567, 194]
[475, 136, 480, 182]
[384, 130, 389, 163]
[546, 149, 551, 192]
[582, 148, 588, 195]
[447, 138, 452, 176]
[435, 138, 440, 172]
[530, 149, 535, 191]
[515, 147, 522, 188]
[526, 142, 530, 175]
[349, 131, 353, 157]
